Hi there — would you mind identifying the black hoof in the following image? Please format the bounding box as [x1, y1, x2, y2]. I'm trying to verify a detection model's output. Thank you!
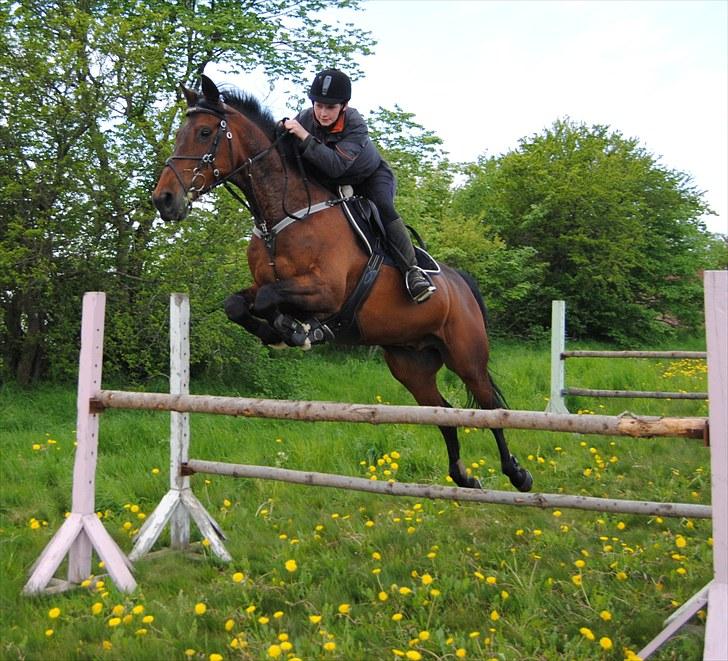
[504, 455, 533, 492]
[223, 294, 248, 322]
[450, 461, 482, 489]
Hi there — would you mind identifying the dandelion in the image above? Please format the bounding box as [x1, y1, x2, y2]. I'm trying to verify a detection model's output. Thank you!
[430, 589, 441, 597]
[284, 559, 298, 573]
[258, 616, 270, 624]
[112, 604, 125, 617]
[209, 654, 223, 661]
[399, 587, 413, 596]
[599, 637, 613, 650]
[455, 649, 467, 658]
[405, 652, 422, 661]
[48, 607, 61, 619]
[486, 576, 497, 585]
[392, 612, 404, 622]
[323, 641, 336, 652]
[500, 590, 510, 599]
[309, 614, 322, 624]
[184, 650, 195, 657]
[132, 604, 145, 615]
[102, 641, 113, 650]
[675, 535, 687, 548]
[194, 602, 207, 616]
[267, 644, 282, 658]
[553, 510, 562, 517]
[599, 610, 612, 621]
[45, 628, 54, 637]
[142, 615, 154, 624]
[108, 617, 122, 627]
[338, 603, 350, 615]
[574, 559, 586, 569]
[421, 573, 433, 586]
[490, 610, 500, 622]
[617, 522, 626, 530]
[418, 630, 430, 641]
[579, 627, 595, 641]
[232, 571, 245, 583]
[616, 571, 628, 581]
[135, 628, 148, 636]
[378, 591, 389, 602]
[91, 602, 103, 615]
[571, 574, 583, 587]
[151, 467, 160, 475]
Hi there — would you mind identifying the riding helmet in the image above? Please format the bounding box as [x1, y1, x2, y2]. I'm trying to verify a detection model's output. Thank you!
[308, 69, 351, 104]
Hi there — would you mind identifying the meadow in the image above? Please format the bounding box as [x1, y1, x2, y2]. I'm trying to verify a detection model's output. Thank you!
[0, 338, 713, 661]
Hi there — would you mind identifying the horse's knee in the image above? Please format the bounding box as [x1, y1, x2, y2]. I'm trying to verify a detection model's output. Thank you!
[224, 294, 250, 323]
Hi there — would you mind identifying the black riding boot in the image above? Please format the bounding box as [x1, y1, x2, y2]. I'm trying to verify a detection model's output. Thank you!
[385, 217, 436, 303]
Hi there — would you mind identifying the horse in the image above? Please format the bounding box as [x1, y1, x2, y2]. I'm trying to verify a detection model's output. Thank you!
[152, 75, 533, 493]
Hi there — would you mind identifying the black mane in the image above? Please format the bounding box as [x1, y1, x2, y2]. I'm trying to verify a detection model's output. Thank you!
[219, 86, 300, 166]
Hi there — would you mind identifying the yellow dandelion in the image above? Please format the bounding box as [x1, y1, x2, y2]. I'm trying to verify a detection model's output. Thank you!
[378, 591, 389, 602]
[421, 573, 433, 586]
[132, 604, 144, 615]
[48, 607, 61, 619]
[675, 535, 687, 548]
[232, 571, 245, 583]
[455, 648, 467, 658]
[323, 641, 336, 652]
[338, 603, 350, 615]
[267, 644, 282, 658]
[418, 630, 430, 641]
[91, 602, 103, 615]
[309, 614, 322, 624]
[194, 602, 207, 616]
[102, 641, 113, 650]
[107, 617, 121, 627]
[599, 637, 613, 650]
[406, 652, 422, 661]
[490, 609, 500, 622]
[616, 571, 628, 581]
[571, 574, 583, 587]
[392, 612, 404, 621]
[142, 615, 154, 624]
[284, 559, 298, 573]
[209, 654, 223, 661]
[258, 616, 270, 624]
[486, 576, 497, 585]
[135, 628, 148, 636]
[579, 627, 595, 640]
[599, 610, 612, 621]
[111, 604, 125, 617]
[399, 587, 413, 596]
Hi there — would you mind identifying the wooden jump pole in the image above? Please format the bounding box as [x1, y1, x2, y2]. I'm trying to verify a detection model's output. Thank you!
[182, 460, 711, 519]
[547, 301, 709, 412]
[92, 390, 707, 440]
[24, 293, 136, 595]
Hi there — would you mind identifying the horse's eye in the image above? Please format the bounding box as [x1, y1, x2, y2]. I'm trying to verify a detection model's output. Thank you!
[200, 126, 212, 138]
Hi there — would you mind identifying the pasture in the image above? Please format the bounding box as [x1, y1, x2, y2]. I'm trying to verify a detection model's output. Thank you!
[1, 338, 713, 660]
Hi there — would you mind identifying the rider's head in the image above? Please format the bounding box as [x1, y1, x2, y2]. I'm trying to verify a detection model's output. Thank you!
[309, 69, 351, 128]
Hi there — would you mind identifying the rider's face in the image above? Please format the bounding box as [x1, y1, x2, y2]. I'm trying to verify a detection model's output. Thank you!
[313, 102, 345, 127]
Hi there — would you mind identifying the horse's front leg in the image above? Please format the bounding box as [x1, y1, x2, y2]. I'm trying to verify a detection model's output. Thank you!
[223, 287, 286, 347]
[254, 277, 339, 347]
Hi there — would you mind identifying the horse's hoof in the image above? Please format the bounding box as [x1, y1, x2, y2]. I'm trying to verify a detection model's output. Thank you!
[505, 455, 533, 492]
[223, 294, 248, 322]
[511, 469, 533, 492]
[450, 460, 481, 489]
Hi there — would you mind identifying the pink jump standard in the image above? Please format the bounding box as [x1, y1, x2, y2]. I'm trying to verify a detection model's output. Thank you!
[23, 293, 136, 595]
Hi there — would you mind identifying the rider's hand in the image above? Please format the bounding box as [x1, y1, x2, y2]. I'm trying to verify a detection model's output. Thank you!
[283, 119, 310, 142]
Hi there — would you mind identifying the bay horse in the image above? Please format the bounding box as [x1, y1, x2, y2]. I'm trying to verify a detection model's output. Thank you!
[152, 75, 533, 493]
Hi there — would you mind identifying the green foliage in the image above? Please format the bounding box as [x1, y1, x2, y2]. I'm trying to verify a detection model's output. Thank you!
[452, 119, 722, 342]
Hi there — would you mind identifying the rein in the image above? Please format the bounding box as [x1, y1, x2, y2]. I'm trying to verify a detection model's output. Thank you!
[163, 104, 335, 251]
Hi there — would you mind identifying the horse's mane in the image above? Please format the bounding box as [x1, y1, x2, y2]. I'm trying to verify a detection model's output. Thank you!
[219, 86, 299, 166]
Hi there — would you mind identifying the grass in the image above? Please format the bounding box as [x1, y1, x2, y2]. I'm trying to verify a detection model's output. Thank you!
[0, 339, 713, 660]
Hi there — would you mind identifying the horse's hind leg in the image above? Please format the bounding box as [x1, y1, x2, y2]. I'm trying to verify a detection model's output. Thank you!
[445, 351, 533, 493]
[382, 347, 481, 489]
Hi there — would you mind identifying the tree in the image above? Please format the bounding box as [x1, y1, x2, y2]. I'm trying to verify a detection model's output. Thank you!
[0, 0, 373, 384]
[453, 118, 720, 342]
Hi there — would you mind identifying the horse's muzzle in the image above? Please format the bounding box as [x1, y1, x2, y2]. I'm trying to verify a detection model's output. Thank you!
[152, 188, 189, 221]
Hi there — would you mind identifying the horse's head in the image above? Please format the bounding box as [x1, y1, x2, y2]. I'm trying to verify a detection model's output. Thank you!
[153, 75, 239, 221]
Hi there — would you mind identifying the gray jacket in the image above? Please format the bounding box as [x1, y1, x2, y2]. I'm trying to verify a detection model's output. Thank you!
[296, 107, 385, 187]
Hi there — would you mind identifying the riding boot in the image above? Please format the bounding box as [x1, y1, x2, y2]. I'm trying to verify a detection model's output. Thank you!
[384, 217, 436, 303]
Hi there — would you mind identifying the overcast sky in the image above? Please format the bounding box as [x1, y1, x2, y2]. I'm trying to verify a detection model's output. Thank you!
[213, 0, 727, 235]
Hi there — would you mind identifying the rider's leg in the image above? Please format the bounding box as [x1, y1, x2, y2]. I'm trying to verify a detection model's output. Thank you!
[384, 217, 436, 303]
[357, 165, 436, 303]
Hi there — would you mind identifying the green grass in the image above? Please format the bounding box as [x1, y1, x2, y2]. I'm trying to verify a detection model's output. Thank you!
[0, 340, 713, 660]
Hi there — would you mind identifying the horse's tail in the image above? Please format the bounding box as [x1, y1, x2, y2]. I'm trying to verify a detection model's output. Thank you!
[455, 268, 509, 411]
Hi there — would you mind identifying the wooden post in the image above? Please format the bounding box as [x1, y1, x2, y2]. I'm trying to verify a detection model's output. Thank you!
[129, 294, 231, 562]
[638, 270, 727, 659]
[546, 300, 569, 413]
[24, 293, 136, 594]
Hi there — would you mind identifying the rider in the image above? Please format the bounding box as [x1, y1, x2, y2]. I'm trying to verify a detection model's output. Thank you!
[284, 68, 436, 304]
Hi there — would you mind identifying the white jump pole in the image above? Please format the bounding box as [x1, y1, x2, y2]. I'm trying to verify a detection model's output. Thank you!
[129, 294, 230, 562]
[638, 270, 728, 660]
[24, 293, 136, 595]
[546, 300, 569, 414]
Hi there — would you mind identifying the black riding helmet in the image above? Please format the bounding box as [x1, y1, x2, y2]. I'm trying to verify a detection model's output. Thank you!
[308, 69, 351, 104]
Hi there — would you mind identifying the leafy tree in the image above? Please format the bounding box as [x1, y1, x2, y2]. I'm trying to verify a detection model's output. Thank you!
[0, 0, 373, 384]
[453, 118, 720, 342]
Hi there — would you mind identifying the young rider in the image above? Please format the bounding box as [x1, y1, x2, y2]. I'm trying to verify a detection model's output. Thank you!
[284, 68, 436, 304]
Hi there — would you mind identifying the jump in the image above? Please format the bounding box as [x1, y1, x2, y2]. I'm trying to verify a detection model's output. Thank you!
[152, 74, 533, 493]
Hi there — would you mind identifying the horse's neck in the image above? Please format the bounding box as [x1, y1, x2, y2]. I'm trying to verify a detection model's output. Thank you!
[231, 118, 331, 221]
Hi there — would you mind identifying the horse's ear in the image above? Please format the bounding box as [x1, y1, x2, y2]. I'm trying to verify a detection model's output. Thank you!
[180, 84, 198, 108]
[201, 74, 221, 105]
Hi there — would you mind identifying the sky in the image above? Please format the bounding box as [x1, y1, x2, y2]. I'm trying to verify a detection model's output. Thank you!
[213, 0, 727, 235]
